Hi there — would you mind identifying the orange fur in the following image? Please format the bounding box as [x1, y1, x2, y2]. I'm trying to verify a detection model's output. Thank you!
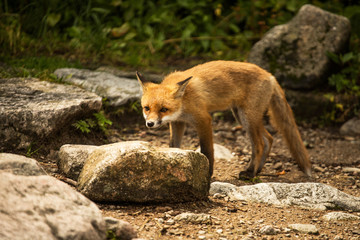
[137, 61, 312, 178]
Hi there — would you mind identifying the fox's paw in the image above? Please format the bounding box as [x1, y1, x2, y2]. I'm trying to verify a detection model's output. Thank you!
[238, 170, 255, 180]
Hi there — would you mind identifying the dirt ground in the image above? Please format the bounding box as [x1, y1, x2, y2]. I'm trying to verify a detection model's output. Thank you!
[42, 115, 360, 240]
[97, 115, 360, 240]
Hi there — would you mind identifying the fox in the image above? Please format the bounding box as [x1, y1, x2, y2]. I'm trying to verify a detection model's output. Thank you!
[136, 60, 312, 178]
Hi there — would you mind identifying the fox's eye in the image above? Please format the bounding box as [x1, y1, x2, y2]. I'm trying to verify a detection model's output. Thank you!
[144, 106, 150, 111]
[160, 107, 168, 113]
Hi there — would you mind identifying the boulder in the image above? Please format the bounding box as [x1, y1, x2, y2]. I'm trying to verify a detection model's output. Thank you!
[248, 4, 351, 89]
[210, 181, 360, 211]
[0, 153, 46, 176]
[0, 78, 102, 151]
[0, 172, 106, 240]
[340, 117, 360, 137]
[96, 66, 163, 83]
[54, 68, 141, 107]
[58, 144, 99, 180]
[77, 141, 210, 203]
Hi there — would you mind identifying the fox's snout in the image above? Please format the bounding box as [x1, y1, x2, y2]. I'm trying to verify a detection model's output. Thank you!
[145, 119, 162, 128]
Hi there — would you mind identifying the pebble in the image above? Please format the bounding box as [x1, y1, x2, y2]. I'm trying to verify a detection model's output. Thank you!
[288, 223, 319, 235]
[273, 162, 283, 170]
[174, 212, 212, 224]
[342, 167, 360, 174]
[165, 219, 175, 225]
[213, 193, 226, 199]
[259, 225, 278, 235]
[216, 229, 223, 234]
[155, 218, 164, 224]
[322, 212, 360, 221]
[313, 165, 326, 172]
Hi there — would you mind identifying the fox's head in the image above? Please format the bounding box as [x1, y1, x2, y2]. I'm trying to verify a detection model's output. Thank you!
[136, 72, 192, 129]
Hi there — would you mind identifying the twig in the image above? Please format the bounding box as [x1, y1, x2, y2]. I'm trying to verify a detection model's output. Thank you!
[138, 218, 150, 232]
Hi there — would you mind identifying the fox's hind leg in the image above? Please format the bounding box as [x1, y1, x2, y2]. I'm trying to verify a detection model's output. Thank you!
[258, 129, 273, 173]
[232, 107, 272, 178]
[169, 121, 186, 148]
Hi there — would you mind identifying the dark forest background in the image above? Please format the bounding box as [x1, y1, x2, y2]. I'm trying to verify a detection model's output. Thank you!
[1, 0, 359, 124]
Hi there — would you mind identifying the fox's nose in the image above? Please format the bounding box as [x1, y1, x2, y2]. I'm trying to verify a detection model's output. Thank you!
[146, 121, 155, 128]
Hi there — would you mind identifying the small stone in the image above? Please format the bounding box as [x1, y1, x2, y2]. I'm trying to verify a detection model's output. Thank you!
[344, 136, 355, 141]
[288, 224, 319, 235]
[313, 165, 326, 173]
[198, 230, 206, 235]
[273, 162, 283, 170]
[213, 193, 226, 199]
[104, 217, 138, 240]
[174, 212, 212, 224]
[165, 219, 175, 225]
[198, 235, 206, 239]
[155, 218, 164, 224]
[216, 229, 223, 234]
[322, 212, 360, 221]
[342, 167, 360, 174]
[259, 225, 278, 235]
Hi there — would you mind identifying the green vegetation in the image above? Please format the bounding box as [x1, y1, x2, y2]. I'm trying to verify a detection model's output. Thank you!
[72, 111, 113, 134]
[25, 142, 42, 158]
[1, 0, 359, 67]
[0, 0, 359, 124]
[327, 51, 360, 95]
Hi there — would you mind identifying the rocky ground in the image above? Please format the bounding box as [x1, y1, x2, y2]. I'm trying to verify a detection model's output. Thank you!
[41, 114, 360, 240]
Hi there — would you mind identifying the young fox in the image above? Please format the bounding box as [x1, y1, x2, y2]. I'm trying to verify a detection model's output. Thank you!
[136, 61, 312, 178]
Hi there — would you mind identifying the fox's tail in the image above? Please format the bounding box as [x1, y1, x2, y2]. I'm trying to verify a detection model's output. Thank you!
[268, 77, 312, 177]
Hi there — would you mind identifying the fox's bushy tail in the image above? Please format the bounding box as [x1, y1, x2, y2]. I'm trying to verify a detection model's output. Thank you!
[268, 78, 312, 177]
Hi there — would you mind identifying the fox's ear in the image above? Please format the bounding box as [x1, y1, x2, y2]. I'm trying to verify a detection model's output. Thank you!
[136, 71, 150, 92]
[174, 76, 192, 98]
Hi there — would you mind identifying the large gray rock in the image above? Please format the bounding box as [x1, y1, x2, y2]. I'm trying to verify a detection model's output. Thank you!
[210, 181, 360, 211]
[340, 117, 360, 137]
[248, 4, 351, 89]
[0, 78, 102, 151]
[77, 141, 210, 203]
[0, 153, 46, 176]
[58, 144, 99, 180]
[96, 66, 163, 83]
[0, 172, 106, 240]
[54, 68, 141, 107]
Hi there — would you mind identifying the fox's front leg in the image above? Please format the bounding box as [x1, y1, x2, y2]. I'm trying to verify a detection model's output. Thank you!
[169, 121, 186, 148]
[194, 114, 214, 177]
